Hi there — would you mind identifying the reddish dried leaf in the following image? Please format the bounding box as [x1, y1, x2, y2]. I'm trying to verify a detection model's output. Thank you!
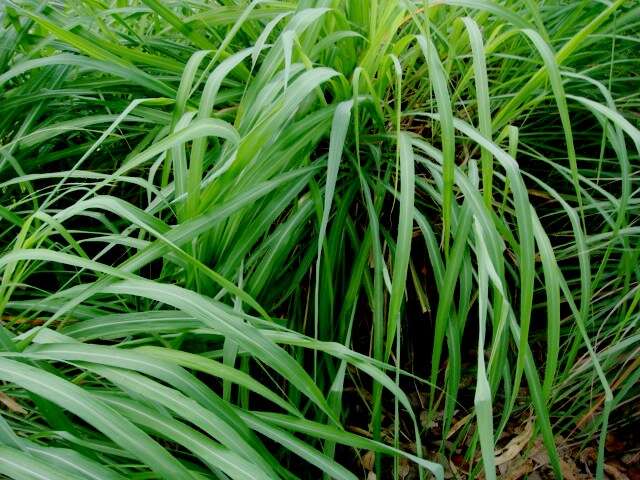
[606, 433, 626, 453]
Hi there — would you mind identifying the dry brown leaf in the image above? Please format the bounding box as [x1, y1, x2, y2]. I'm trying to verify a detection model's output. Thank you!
[0, 315, 46, 325]
[560, 459, 579, 480]
[605, 462, 630, 480]
[362, 451, 375, 471]
[446, 413, 471, 440]
[399, 458, 411, 480]
[579, 446, 598, 466]
[622, 452, 640, 466]
[495, 419, 534, 466]
[503, 459, 534, 480]
[606, 433, 627, 453]
[529, 439, 549, 467]
[0, 392, 26, 414]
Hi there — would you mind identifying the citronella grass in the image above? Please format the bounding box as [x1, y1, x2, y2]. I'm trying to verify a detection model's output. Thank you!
[0, 1, 638, 479]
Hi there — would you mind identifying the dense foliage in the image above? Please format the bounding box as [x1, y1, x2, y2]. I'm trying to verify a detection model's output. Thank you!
[0, 1, 639, 478]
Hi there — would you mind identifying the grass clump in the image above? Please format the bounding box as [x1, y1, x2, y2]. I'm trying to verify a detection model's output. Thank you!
[0, 1, 639, 479]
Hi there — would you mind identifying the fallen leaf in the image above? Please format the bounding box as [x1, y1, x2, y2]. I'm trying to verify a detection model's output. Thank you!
[504, 459, 534, 480]
[495, 419, 534, 466]
[0, 392, 26, 414]
[606, 433, 626, 453]
[560, 459, 579, 480]
[399, 458, 411, 479]
[529, 439, 549, 467]
[362, 451, 375, 471]
[622, 452, 640, 466]
[447, 414, 471, 440]
[579, 446, 597, 466]
[605, 462, 630, 480]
